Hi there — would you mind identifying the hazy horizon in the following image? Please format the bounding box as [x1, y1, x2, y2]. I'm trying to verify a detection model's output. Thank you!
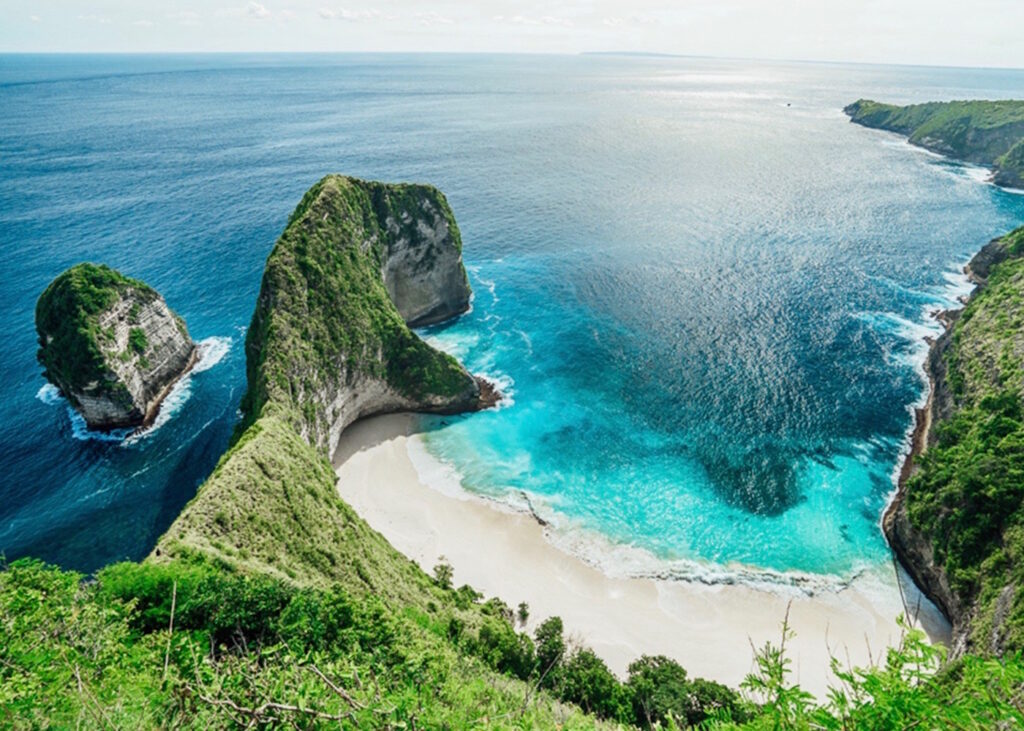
[2, 1, 1023, 70]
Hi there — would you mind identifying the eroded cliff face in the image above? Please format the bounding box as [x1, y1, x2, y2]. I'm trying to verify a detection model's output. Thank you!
[36, 264, 196, 430]
[884, 320, 966, 653]
[243, 175, 493, 457]
[380, 195, 472, 328]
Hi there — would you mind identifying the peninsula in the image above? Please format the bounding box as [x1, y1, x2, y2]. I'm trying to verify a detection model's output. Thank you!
[844, 98, 1024, 188]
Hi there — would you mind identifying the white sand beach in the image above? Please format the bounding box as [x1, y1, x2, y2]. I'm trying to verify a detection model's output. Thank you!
[333, 413, 950, 700]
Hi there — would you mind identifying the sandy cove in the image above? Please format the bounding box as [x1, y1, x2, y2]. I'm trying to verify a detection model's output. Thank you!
[333, 413, 949, 700]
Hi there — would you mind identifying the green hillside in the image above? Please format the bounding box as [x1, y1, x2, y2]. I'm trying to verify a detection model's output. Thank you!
[844, 99, 1024, 187]
[904, 227, 1024, 653]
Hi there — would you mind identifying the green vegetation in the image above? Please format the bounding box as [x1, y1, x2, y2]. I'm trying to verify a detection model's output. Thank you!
[0, 557, 613, 729]
[14, 177, 1024, 726]
[129, 327, 148, 355]
[8, 557, 1024, 729]
[904, 226, 1024, 652]
[35, 263, 156, 397]
[844, 98, 1024, 187]
[241, 175, 476, 446]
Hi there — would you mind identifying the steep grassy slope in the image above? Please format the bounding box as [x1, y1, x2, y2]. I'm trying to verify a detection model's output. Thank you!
[844, 99, 1024, 187]
[1, 557, 614, 730]
[892, 227, 1024, 655]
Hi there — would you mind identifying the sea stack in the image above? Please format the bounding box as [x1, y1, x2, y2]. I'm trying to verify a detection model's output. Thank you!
[35, 263, 197, 431]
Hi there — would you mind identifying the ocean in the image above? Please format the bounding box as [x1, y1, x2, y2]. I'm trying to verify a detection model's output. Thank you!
[1, 54, 1022, 584]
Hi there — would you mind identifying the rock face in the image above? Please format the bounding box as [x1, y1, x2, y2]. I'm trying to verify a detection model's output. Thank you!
[844, 98, 1024, 190]
[36, 263, 196, 431]
[243, 175, 494, 456]
[380, 196, 472, 327]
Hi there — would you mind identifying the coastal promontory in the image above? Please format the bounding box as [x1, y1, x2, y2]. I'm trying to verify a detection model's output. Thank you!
[35, 263, 196, 430]
[242, 174, 495, 456]
[844, 98, 1024, 189]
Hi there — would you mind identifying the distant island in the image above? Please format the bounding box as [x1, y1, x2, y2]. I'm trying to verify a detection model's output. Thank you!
[845, 98, 1024, 188]
[35, 263, 196, 430]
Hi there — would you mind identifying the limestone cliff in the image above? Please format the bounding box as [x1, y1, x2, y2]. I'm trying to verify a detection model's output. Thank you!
[886, 227, 1024, 657]
[36, 263, 196, 430]
[844, 98, 1024, 189]
[242, 175, 493, 456]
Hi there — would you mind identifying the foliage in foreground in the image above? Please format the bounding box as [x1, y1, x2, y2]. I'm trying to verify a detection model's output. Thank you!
[5, 558, 1024, 729]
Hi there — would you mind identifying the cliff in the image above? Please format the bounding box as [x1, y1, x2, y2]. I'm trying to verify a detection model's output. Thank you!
[886, 226, 1024, 657]
[241, 174, 494, 456]
[157, 174, 496, 585]
[35, 263, 196, 430]
[844, 99, 1024, 189]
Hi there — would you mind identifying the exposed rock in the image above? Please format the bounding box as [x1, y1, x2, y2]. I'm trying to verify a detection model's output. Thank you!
[243, 175, 496, 456]
[36, 263, 196, 431]
[380, 196, 472, 327]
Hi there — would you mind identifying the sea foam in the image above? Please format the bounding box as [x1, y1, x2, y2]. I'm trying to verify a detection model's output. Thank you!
[35, 335, 232, 445]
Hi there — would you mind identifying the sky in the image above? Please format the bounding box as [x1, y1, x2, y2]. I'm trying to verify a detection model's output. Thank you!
[1, 1, 1023, 68]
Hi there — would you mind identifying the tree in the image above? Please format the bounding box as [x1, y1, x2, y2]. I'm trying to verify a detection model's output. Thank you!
[627, 655, 690, 728]
[432, 557, 453, 590]
[533, 617, 565, 687]
[517, 601, 530, 627]
[559, 648, 630, 722]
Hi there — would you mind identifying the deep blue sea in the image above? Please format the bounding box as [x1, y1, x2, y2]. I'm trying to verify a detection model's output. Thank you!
[1, 54, 1022, 582]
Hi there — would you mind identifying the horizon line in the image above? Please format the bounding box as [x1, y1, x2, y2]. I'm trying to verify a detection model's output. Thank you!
[1, 49, 1022, 74]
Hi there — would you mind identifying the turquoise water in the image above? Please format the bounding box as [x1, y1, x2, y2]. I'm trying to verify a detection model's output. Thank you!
[1, 54, 1022, 580]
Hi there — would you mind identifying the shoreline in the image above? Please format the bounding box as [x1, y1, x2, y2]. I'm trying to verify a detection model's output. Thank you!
[334, 412, 950, 699]
[140, 343, 200, 430]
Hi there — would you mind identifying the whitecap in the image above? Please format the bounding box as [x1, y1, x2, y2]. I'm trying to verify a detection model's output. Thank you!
[192, 335, 233, 373]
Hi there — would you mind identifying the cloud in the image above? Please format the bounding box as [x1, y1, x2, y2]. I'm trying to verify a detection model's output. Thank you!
[167, 10, 201, 26]
[77, 14, 112, 24]
[30, 15, 40, 22]
[247, 2, 271, 19]
[320, 7, 386, 22]
[132, 19, 155, 27]
[414, 11, 454, 26]
[494, 14, 573, 27]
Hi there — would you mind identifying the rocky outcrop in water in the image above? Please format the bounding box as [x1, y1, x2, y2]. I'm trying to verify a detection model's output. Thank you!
[36, 263, 196, 430]
[242, 175, 497, 456]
